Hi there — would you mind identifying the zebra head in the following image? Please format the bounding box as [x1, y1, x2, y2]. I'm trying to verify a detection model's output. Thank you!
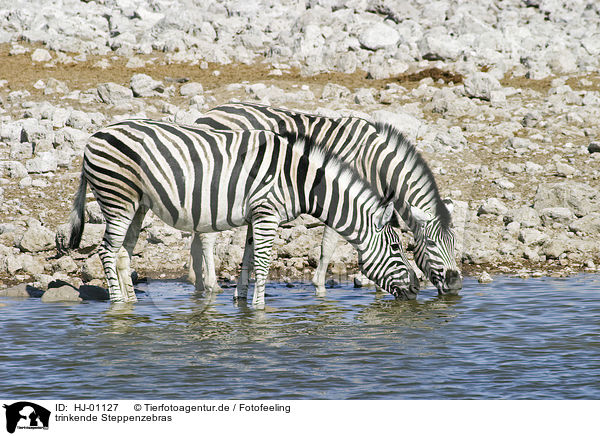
[410, 202, 463, 295]
[360, 203, 420, 300]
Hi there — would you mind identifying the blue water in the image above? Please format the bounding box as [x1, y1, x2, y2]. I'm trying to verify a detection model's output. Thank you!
[1, 275, 599, 399]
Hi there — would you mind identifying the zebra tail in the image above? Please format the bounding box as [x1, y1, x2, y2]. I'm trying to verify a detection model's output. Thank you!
[66, 175, 88, 250]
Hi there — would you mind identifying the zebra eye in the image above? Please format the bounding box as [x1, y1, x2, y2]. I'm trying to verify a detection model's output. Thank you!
[391, 242, 402, 252]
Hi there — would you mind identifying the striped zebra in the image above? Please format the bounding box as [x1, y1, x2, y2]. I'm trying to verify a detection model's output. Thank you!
[62, 119, 419, 306]
[191, 102, 462, 296]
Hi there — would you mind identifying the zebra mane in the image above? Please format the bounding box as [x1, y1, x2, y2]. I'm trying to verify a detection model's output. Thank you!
[291, 133, 388, 209]
[373, 122, 451, 230]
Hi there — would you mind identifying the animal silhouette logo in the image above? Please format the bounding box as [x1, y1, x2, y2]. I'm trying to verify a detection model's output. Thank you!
[3, 402, 50, 434]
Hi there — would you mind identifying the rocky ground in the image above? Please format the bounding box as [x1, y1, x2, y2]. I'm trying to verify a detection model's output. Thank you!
[0, 0, 599, 299]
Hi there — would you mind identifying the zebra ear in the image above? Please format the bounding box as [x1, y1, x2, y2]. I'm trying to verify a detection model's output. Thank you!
[443, 198, 454, 215]
[376, 202, 395, 230]
[411, 205, 434, 224]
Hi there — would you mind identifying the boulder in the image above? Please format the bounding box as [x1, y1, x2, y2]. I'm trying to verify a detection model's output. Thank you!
[97, 82, 133, 105]
[504, 207, 541, 228]
[359, 22, 400, 50]
[41, 285, 82, 303]
[464, 72, 502, 101]
[0, 284, 44, 298]
[477, 198, 508, 216]
[17, 221, 55, 253]
[130, 73, 164, 97]
[569, 213, 600, 234]
[534, 181, 598, 218]
[180, 82, 204, 97]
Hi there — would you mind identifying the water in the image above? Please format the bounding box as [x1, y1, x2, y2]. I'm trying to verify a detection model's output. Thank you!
[1, 275, 599, 399]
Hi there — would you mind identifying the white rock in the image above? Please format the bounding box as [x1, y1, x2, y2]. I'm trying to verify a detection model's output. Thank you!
[478, 198, 508, 216]
[130, 74, 164, 97]
[31, 48, 52, 62]
[26, 152, 58, 173]
[97, 83, 133, 105]
[359, 22, 400, 50]
[478, 272, 493, 284]
[180, 82, 204, 97]
[464, 72, 502, 101]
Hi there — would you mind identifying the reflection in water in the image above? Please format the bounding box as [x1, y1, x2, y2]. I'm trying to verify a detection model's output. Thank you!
[2, 275, 600, 399]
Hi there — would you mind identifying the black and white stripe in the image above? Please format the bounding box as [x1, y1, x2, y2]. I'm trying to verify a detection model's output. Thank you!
[193, 102, 462, 295]
[64, 119, 419, 305]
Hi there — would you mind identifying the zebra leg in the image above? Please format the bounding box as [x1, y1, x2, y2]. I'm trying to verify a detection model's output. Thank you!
[312, 225, 340, 296]
[117, 206, 148, 302]
[199, 232, 221, 293]
[189, 233, 221, 292]
[235, 224, 254, 300]
[250, 213, 279, 309]
[189, 233, 203, 290]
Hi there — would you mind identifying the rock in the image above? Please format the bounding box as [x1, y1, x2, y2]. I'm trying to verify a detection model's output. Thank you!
[180, 82, 204, 97]
[569, 213, 600, 234]
[588, 142, 600, 153]
[78, 284, 109, 301]
[82, 254, 104, 282]
[555, 162, 576, 177]
[0, 284, 43, 298]
[540, 207, 574, 225]
[79, 223, 106, 251]
[359, 22, 400, 50]
[504, 207, 541, 228]
[97, 82, 133, 105]
[0, 161, 28, 178]
[26, 151, 58, 173]
[31, 48, 52, 62]
[478, 198, 508, 216]
[464, 72, 502, 101]
[534, 181, 598, 218]
[321, 83, 351, 100]
[518, 228, 547, 246]
[17, 221, 55, 253]
[478, 272, 493, 284]
[130, 73, 164, 97]
[541, 238, 569, 260]
[55, 255, 79, 274]
[41, 285, 82, 303]
[418, 28, 462, 61]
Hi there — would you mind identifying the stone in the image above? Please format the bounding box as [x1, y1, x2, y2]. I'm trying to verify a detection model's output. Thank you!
[504, 207, 541, 228]
[26, 152, 58, 173]
[0, 284, 43, 298]
[97, 82, 133, 105]
[130, 73, 164, 97]
[477, 198, 508, 216]
[41, 285, 82, 303]
[518, 228, 547, 246]
[0, 161, 28, 179]
[321, 83, 351, 100]
[569, 213, 600, 234]
[534, 181, 598, 218]
[555, 162, 576, 177]
[478, 272, 493, 284]
[17, 221, 55, 253]
[180, 82, 204, 97]
[540, 207, 574, 225]
[359, 22, 400, 50]
[541, 238, 569, 260]
[78, 284, 109, 301]
[31, 48, 52, 62]
[464, 72, 502, 101]
[82, 254, 104, 282]
[418, 28, 462, 61]
[588, 142, 600, 154]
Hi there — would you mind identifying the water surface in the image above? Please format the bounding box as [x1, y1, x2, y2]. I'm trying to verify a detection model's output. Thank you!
[1, 275, 599, 399]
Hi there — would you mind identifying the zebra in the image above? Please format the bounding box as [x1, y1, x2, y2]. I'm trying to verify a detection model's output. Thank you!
[61, 119, 419, 306]
[190, 102, 462, 296]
